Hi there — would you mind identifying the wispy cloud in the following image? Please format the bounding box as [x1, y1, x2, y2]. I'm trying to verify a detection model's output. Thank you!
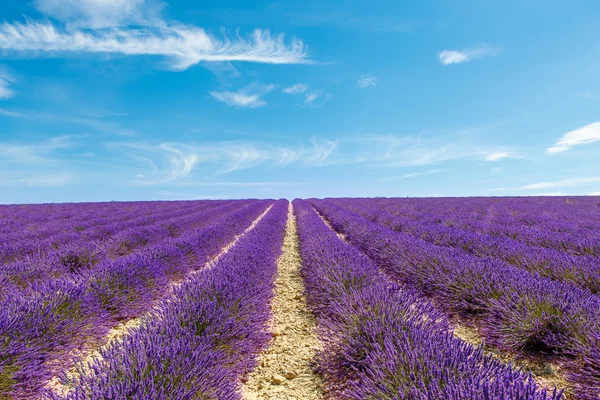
[382, 169, 445, 180]
[0, 108, 24, 117]
[0, 67, 15, 99]
[0, 22, 310, 71]
[589, 191, 600, 196]
[110, 138, 339, 184]
[0, 135, 83, 164]
[13, 172, 74, 187]
[439, 45, 500, 65]
[356, 74, 377, 88]
[521, 177, 600, 190]
[33, 0, 166, 29]
[283, 83, 308, 94]
[547, 122, 600, 153]
[355, 133, 512, 167]
[282, 83, 329, 106]
[210, 84, 276, 108]
[483, 150, 516, 162]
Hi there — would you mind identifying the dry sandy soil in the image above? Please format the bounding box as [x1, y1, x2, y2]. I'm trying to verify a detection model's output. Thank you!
[242, 203, 324, 400]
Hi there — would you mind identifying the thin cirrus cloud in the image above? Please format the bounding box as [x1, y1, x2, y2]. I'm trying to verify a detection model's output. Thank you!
[355, 133, 514, 167]
[109, 138, 339, 185]
[547, 122, 600, 153]
[520, 177, 600, 190]
[0, 22, 310, 71]
[282, 83, 328, 105]
[356, 74, 377, 88]
[483, 150, 515, 162]
[283, 83, 308, 94]
[210, 85, 276, 108]
[32, 0, 166, 29]
[439, 45, 499, 65]
[0, 67, 15, 99]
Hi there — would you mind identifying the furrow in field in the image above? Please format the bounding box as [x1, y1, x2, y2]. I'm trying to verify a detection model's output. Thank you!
[242, 203, 324, 400]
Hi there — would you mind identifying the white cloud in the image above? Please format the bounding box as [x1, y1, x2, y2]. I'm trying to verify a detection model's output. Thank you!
[0, 108, 24, 117]
[305, 139, 338, 165]
[158, 144, 200, 181]
[282, 83, 328, 106]
[356, 74, 377, 88]
[0, 135, 81, 164]
[33, 0, 165, 29]
[0, 67, 15, 99]
[110, 138, 339, 184]
[16, 172, 73, 187]
[283, 83, 308, 94]
[589, 191, 600, 196]
[521, 177, 600, 190]
[547, 122, 600, 153]
[0, 22, 310, 71]
[355, 134, 512, 167]
[484, 150, 515, 162]
[382, 169, 445, 180]
[439, 45, 499, 65]
[304, 90, 323, 105]
[210, 84, 275, 108]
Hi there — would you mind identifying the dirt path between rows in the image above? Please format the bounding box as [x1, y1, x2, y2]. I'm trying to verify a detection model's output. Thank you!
[45, 205, 274, 398]
[242, 203, 324, 400]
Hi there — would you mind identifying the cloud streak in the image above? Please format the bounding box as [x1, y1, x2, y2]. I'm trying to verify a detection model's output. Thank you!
[521, 177, 600, 190]
[0, 67, 15, 99]
[0, 22, 310, 70]
[356, 74, 377, 88]
[110, 138, 339, 184]
[33, 0, 166, 29]
[547, 122, 600, 153]
[439, 45, 499, 65]
[282, 83, 328, 106]
[210, 84, 276, 108]
[483, 150, 515, 162]
[283, 83, 308, 94]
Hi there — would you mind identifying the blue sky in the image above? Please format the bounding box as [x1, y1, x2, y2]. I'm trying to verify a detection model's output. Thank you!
[0, 0, 599, 203]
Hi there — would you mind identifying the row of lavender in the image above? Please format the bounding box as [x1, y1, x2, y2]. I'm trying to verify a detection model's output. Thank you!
[0, 200, 231, 264]
[332, 198, 600, 295]
[0, 200, 272, 399]
[0, 200, 248, 292]
[354, 197, 600, 256]
[48, 199, 288, 399]
[293, 199, 560, 399]
[309, 199, 600, 399]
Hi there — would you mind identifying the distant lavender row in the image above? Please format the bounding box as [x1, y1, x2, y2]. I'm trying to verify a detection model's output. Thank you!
[333, 199, 600, 294]
[0, 200, 232, 264]
[0, 200, 193, 240]
[355, 197, 600, 256]
[1, 200, 248, 290]
[50, 200, 288, 400]
[294, 199, 560, 399]
[0, 200, 272, 399]
[309, 199, 600, 400]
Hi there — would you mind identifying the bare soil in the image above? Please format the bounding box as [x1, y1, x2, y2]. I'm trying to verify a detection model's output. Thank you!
[242, 203, 324, 400]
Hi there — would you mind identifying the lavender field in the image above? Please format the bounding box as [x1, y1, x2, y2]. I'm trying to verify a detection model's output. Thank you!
[1, 197, 598, 399]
